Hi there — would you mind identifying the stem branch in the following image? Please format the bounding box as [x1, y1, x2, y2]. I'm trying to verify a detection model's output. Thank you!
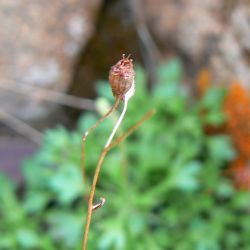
[81, 109, 155, 250]
[81, 97, 121, 183]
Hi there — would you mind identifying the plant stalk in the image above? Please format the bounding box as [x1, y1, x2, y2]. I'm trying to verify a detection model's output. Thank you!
[81, 109, 155, 250]
[81, 97, 121, 183]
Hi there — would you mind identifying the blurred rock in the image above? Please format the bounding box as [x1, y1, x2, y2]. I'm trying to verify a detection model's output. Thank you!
[0, 0, 102, 120]
[142, 0, 250, 86]
[143, 0, 222, 60]
[210, 3, 250, 88]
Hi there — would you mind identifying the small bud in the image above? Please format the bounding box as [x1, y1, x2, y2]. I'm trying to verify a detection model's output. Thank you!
[109, 54, 135, 100]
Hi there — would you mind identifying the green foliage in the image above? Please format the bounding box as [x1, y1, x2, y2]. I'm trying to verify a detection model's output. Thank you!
[1, 59, 250, 250]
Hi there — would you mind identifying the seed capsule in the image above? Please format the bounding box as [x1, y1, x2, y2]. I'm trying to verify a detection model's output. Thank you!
[109, 54, 135, 99]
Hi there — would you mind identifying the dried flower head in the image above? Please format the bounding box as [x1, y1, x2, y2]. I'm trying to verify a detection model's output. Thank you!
[109, 54, 135, 100]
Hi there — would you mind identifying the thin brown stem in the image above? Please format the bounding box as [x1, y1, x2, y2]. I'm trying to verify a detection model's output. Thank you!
[82, 146, 109, 250]
[81, 109, 155, 250]
[81, 97, 121, 183]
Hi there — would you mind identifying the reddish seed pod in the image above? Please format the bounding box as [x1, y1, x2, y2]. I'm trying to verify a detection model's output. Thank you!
[109, 54, 135, 99]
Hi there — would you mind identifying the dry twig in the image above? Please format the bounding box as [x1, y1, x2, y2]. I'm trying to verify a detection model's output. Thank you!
[0, 110, 42, 144]
[0, 80, 96, 111]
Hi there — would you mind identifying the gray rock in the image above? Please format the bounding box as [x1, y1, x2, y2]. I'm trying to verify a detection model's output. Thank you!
[0, 0, 102, 120]
[142, 0, 250, 87]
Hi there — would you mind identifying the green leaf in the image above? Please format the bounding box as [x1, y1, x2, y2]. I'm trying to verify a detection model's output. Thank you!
[47, 212, 83, 247]
[23, 191, 50, 213]
[201, 87, 226, 110]
[96, 81, 113, 101]
[98, 227, 125, 250]
[16, 228, 39, 249]
[157, 58, 183, 83]
[206, 136, 236, 162]
[216, 180, 235, 198]
[203, 110, 226, 125]
[77, 113, 98, 133]
[171, 161, 201, 191]
[0, 174, 16, 204]
[48, 164, 83, 204]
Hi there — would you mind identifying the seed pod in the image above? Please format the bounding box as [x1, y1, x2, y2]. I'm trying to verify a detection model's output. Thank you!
[109, 54, 135, 99]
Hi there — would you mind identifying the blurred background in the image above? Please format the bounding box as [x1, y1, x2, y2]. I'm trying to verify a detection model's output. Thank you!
[1, 0, 250, 249]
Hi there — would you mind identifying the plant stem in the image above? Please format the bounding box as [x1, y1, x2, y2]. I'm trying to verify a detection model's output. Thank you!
[105, 99, 128, 148]
[81, 97, 121, 183]
[82, 146, 109, 250]
[82, 100, 127, 250]
[81, 109, 155, 250]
